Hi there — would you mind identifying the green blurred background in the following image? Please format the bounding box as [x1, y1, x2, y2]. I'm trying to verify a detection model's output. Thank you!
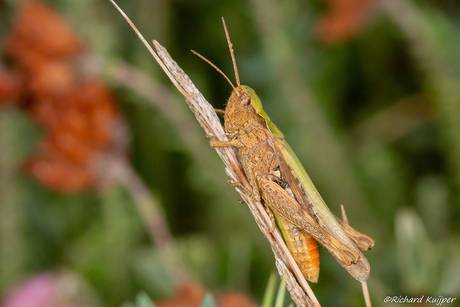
[1, 0, 460, 306]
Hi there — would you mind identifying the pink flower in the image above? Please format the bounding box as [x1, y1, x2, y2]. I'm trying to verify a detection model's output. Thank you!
[2, 274, 57, 307]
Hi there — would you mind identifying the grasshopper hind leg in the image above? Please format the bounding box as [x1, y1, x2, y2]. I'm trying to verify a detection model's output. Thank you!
[256, 176, 360, 267]
[264, 169, 320, 283]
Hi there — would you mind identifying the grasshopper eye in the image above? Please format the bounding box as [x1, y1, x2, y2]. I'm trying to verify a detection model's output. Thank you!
[239, 94, 251, 107]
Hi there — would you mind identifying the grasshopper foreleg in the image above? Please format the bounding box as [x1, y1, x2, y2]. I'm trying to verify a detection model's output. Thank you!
[209, 138, 243, 148]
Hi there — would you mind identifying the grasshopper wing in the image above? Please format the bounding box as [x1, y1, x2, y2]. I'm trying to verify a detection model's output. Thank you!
[272, 139, 371, 282]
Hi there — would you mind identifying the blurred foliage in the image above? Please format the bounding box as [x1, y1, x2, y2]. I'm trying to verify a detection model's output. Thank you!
[1, 0, 460, 306]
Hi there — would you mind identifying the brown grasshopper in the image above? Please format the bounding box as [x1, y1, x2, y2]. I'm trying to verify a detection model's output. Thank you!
[109, 0, 373, 283]
[199, 19, 374, 283]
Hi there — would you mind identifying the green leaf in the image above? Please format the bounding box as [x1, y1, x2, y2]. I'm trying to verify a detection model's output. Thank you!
[395, 208, 437, 293]
[200, 293, 217, 307]
[274, 278, 286, 307]
[135, 292, 156, 307]
[262, 272, 278, 307]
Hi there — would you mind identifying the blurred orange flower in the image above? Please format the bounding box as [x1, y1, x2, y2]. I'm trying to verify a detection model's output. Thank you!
[317, 0, 377, 43]
[0, 70, 21, 106]
[156, 283, 206, 307]
[3, 1, 83, 61]
[2, 1, 121, 192]
[155, 282, 257, 307]
[217, 292, 257, 307]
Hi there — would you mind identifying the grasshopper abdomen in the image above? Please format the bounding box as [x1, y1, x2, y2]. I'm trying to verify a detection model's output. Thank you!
[276, 214, 320, 283]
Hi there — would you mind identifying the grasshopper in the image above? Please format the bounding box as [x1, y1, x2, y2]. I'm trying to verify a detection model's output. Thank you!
[199, 19, 374, 283]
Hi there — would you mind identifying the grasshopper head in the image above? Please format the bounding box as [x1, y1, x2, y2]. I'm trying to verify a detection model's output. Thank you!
[224, 85, 260, 133]
[192, 19, 283, 137]
[225, 85, 284, 138]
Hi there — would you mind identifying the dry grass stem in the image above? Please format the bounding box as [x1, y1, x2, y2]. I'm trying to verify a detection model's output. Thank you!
[341, 205, 372, 307]
[109, 1, 320, 306]
[153, 39, 318, 307]
[362, 280, 372, 307]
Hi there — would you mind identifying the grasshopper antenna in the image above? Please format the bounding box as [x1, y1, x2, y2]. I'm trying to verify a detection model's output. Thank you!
[222, 17, 240, 87]
[191, 50, 236, 92]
